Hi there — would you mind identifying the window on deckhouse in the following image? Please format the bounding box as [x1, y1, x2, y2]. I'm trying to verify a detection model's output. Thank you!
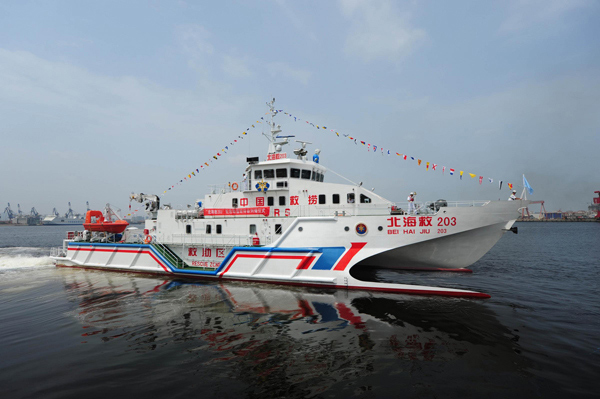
[318, 194, 326, 204]
[360, 194, 371, 203]
[264, 169, 275, 179]
[333, 194, 340, 204]
[276, 168, 287, 178]
[254, 170, 262, 179]
[301, 170, 311, 180]
[290, 168, 300, 178]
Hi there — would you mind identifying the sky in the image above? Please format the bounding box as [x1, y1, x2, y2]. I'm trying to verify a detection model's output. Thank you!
[1, 0, 599, 218]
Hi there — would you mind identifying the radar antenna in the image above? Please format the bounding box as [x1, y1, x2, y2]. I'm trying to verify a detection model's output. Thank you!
[293, 140, 312, 160]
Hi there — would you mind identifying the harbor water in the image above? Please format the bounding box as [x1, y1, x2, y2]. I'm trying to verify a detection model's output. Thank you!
[0, 223, 598, 398]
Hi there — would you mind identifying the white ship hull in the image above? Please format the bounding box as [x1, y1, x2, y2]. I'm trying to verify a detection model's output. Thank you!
[42, 215, 85, 225]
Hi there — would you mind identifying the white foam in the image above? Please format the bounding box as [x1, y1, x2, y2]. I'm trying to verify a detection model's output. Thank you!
[0, 248, 54, 269]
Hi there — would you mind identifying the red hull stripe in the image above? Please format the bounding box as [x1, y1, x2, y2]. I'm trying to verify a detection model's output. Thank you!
[333, 242, 367, 271]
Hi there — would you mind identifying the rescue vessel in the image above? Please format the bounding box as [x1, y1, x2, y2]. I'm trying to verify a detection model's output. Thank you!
[51, 100, 528, 298]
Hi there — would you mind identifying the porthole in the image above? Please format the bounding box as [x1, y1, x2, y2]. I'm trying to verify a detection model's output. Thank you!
[344, 226, 350, 231]
[378, 226, 383, 231]
[298, 227, 303, 232]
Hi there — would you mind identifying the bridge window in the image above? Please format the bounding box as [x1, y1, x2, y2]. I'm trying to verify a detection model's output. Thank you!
[347, 193, 355, 203]
[290, 168, 300, 178]
[254, 170, 262, 179]
[311, 171, 316, 181]
[333, 194, 340, 204]
[360, 194, 371, 203]
[275, 224, 282, 234]
[276, 168, 287, 178]
[319, 173, 324, 182]
[319, 194, 326, 204]
[301, 170, 311, 179]
[264, 169, 275, 179]
[276, 181, 288, 188]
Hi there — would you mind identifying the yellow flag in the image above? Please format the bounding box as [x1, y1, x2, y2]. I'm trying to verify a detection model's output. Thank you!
[469, 173, 476, 178]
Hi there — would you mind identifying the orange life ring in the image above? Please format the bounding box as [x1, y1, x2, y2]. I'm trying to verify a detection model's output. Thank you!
[231, 182, 239, 191]
[144, 235, 153, 244]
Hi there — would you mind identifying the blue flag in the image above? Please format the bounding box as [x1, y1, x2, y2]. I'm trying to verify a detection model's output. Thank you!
[523, 175, 534, 195]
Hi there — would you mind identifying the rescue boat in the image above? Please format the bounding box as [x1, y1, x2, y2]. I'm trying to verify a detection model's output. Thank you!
[82, 208, 129, 234]
[51, 100, 529, 298]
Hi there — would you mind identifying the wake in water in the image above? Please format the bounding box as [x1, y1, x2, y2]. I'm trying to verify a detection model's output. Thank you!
[0, 247, 54, 270]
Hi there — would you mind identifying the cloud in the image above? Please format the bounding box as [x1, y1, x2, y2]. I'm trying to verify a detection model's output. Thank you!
[222, 54, 253, 78]
[339, 0, 426, 62]
[0, 48, 258, 211]
[274, 0, 318, 42]
[175, 24, 214, 60]
[266, 62, 311, 85]
[499, 0, 593, 34]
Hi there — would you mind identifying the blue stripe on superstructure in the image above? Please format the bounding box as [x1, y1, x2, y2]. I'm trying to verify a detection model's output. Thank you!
[311, 247, 346, 270]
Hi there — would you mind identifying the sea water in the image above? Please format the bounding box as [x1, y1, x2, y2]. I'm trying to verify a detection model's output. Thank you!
[0, 223, 598, 398]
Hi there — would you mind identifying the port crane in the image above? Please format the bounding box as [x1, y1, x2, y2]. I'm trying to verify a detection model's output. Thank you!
[521, 200, 547, 220]
[30, 207, 39, 217]
[17, 204, 23, 215]
[4, 203, 15, 220]
[65, 202, 74, 218]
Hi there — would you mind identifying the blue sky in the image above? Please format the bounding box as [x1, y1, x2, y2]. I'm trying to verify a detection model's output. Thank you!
[1, 0, 599, 217]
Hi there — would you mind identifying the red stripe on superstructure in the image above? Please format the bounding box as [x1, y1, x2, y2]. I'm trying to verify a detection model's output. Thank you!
[69, 247, 142, 254]
[333, 242, 367, 271]
[68, 246, 171, 273]
[147, 252, 171, 273]
[296, 256, 316, 270]
[219, 253, 314, 277]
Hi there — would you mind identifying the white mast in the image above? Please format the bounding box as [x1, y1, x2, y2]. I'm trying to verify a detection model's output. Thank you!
[264, 98, 291, 156]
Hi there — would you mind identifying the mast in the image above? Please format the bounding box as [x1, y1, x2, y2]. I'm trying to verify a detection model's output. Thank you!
[264, 98, 291, 156]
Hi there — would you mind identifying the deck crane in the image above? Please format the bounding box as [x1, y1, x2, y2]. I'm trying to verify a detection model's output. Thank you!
[4, 203, 15, 220]
[130, 193, 160, 212]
